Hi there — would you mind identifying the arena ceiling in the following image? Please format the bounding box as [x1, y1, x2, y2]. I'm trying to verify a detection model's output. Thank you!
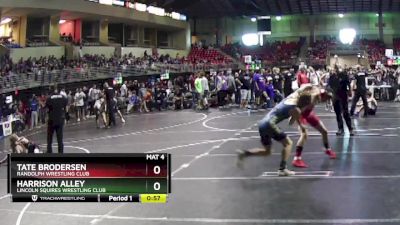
[138, 0, 400, 17]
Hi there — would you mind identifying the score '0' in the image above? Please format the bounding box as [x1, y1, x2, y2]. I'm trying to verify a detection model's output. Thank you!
[154, 166, 160, 174]
[154, 182, 160, 190]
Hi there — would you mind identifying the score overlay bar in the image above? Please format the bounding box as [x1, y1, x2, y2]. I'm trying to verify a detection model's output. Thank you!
[7, 153, 171, 202]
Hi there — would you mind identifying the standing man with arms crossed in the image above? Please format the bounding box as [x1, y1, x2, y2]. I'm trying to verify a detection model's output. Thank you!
[46, 87, 68, 153]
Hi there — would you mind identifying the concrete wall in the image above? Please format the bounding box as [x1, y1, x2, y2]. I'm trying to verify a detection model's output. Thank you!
[99, 20, 108, 44]
[9, 46, 65, 62]
[49, 16, 60, 44]
[171, 24, 191, 50]
[0, 0, 187, 30]
[11, 16, 27, 47]
[192, 13, 400, 46]
[121, 47, 188, 58]
[73, 46, 115, 58]
[0, 22, 12, 37]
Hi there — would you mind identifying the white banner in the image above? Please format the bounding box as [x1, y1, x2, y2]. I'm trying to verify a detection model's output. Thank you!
[2, 121, 12, 136]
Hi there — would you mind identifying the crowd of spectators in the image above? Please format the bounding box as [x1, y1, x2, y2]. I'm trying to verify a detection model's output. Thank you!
[307, 37, 386, 65]
[0, 45, 239, 90]
[5, 61, 400, 134]
[221, 40, 302, 66]
[393, 38, 400, 55]
[357, 39, 386, 63]
[307, 38, 336, 64]
[0, 38, 21, 48]
[60, 33, 73, 43]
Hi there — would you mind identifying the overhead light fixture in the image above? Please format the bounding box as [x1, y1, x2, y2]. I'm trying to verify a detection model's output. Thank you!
[251, 17, 256, 22]
[135, 2, 147, 12]
[99, 0, 112, 5]
[242, 33, 259, 46]
[172, 12, 181, 20]
[147, 6, 165, 16]
[179, 14, 187, 21]
[276, 16, 282, 21]
[376, 13, 379, 16]
[338, 13, 344, 18]
[59, 20, 66, 24]
[339, 28, 356, 45]
[1, 18, 12, 25]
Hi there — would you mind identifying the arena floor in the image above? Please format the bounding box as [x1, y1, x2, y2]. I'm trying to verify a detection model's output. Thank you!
[1, 103, 400, 225]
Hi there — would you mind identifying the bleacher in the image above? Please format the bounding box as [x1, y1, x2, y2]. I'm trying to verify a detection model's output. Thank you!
[187, 46, 230, 64]
[221, 40, 302, 66]
[394, 38, 400, 55]
[308, 38, 336, 64]
[307, 37, 385, 65]
[357, 39, 385, 63]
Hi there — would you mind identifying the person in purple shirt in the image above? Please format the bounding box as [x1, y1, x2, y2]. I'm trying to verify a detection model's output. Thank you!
[253, 71, 268, 106]
[265, 77, 275, 108]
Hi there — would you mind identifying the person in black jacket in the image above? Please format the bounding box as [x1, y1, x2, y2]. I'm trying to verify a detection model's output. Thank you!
[328, 67, 354, 136]
[46, 87, 68, 153]
[283, 69, 295, 97]
[104, 82, 116, 127]
[350, 67, 369, 117]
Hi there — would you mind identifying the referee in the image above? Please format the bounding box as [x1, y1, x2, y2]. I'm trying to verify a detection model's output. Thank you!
[46, 87, 68, 153]
[328, 67, 354, 136]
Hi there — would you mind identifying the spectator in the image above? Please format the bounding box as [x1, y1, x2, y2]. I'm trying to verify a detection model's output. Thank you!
[74, 88, 85, 122]
[39, 93, 47, 124]
[30, 94, 39, 129]
[120, 81, 128, 98]
[127, 91, 140, 113]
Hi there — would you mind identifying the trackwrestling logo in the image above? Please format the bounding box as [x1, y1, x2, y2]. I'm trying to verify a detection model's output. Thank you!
[31, 195, 38, 202]
[39, 196, 86, 201]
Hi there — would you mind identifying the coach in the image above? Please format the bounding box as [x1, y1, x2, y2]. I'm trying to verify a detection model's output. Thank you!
[46, 87, 68, 153]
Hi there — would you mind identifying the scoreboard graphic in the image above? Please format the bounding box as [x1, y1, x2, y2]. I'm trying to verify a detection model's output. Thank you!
[7, 153, 171, 203]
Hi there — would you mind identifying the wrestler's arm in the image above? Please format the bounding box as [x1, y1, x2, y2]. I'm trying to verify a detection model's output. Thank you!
[289, 107, 306, 131]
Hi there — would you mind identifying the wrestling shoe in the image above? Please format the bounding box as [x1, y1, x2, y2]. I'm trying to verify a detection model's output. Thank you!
[349, 129, 355, 136]
[292, 159, 308, 168]
[236, 149, 249, 161]
[278, 168, 295, 176]
[325, 149, 337, 159]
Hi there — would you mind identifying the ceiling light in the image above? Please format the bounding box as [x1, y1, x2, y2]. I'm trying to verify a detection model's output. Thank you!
[59, 20, 66, 24]
[251, 17, 256, 22]
[1, 18, 11, 25]
[242, 33, 259, 46]
[339, 28, 356, 45]
[338, 13, 344, 18]
[135, 2, 147, 12]
[276, 16, 282, 21]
